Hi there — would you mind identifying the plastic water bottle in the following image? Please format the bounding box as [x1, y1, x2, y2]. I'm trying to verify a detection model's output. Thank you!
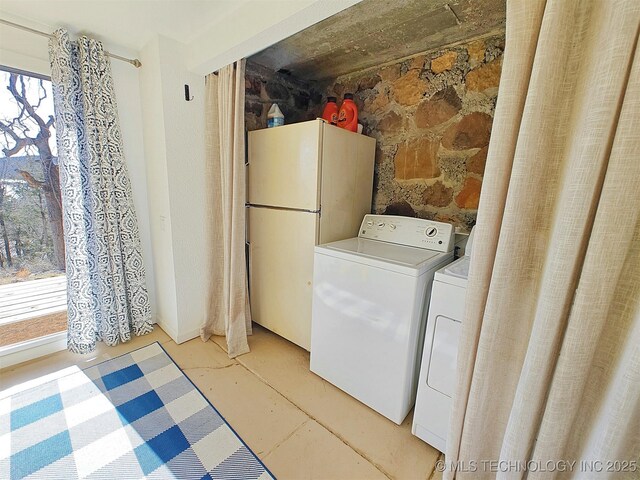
[267, 104, 284, 128]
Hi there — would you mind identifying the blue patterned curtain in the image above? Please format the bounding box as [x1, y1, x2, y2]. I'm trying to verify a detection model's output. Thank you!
[48, 29, 152, 353]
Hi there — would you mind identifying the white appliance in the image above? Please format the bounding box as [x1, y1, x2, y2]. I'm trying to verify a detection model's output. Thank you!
[412, 227, 475, 452]
[310, 214, 455, 424]
[247, 119, 376, 351]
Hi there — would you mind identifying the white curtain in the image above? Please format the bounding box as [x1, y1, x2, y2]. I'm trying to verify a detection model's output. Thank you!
[200, 60, 252, 358]
[49, 30, 153, 353]
[445, 1, 640, 478]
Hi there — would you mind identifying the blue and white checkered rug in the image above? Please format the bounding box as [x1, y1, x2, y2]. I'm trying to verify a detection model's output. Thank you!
[1, 342, 274, 479]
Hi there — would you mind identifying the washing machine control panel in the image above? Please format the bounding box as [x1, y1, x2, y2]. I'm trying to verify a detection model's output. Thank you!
[359, 214, 454, 252]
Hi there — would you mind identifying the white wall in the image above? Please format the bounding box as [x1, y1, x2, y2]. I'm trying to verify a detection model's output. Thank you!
[138, 35, 207, 343]
[0, 24, 158, 323]
[158, 37, 207, 343]
[138, 37, 177, 337]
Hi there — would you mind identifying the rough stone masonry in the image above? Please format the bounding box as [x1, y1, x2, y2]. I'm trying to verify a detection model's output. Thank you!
[324, 33, 504, 232]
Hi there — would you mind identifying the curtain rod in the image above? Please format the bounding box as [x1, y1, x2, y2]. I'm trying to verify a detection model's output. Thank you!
[0, 18, 142, 68]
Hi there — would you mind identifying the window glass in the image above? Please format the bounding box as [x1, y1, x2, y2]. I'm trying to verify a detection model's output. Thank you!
[0, 66, 65, 284]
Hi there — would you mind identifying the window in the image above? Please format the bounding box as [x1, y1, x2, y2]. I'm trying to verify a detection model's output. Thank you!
[0, 66, 66, 348]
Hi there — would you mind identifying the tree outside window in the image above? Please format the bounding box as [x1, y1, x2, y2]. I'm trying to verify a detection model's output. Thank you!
[0, 67, 65, 284]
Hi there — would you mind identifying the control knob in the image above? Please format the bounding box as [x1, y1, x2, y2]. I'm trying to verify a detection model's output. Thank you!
[425, 226, 438, 237]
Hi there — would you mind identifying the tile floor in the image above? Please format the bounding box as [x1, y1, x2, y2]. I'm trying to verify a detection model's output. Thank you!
[0, 324, 443, 479]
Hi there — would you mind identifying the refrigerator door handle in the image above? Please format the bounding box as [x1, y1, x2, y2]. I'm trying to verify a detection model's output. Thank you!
[244, 130, 249, 166]
[245, 205, 250, 244]
[245, 240, 251, 296]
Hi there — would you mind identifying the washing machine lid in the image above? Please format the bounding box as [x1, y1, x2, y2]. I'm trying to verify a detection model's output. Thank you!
[444, 256, 471, 278]
[315, 237, 451, 276]
[434, 256, 470, 287]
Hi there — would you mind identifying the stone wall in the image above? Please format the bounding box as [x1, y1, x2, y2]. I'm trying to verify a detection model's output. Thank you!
[245, 60, 323, 131]
[323, 34, 504, 232]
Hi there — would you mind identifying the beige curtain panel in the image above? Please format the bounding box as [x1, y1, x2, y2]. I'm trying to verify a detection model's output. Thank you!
[446, 0, 640, 478]
[201, 60, 252, 358]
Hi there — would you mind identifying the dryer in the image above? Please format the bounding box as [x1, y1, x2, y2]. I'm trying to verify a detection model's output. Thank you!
[412, 227, 474, 451]
[310, 214, 455, 425]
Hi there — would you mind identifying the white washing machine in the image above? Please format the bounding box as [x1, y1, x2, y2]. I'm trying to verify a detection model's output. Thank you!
[310, 214, 455, 425]
[412, 228, 474, 451]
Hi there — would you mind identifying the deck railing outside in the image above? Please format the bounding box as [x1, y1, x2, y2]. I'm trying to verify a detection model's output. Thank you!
[0, 276, 67, 347]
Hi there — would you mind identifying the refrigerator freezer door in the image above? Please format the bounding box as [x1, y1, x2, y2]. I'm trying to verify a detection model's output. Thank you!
[248, 120, 321, 211]
[247, 206, 319, 350]
[319, 124, 375, 244]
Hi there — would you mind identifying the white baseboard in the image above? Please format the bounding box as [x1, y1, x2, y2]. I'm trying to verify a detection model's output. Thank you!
[0, 332, 67, 370]
[155, 316, 176, 341]
[176, 327, 201, 344]
[155, 316, 199, 344]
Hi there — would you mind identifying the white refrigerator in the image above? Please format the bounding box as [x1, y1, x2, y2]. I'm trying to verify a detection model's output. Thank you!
[247, 119, 375, 350]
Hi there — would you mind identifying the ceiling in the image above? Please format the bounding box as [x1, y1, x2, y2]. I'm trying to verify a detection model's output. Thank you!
[249, 0, 506, 81]
[0, 0, 247, 55]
